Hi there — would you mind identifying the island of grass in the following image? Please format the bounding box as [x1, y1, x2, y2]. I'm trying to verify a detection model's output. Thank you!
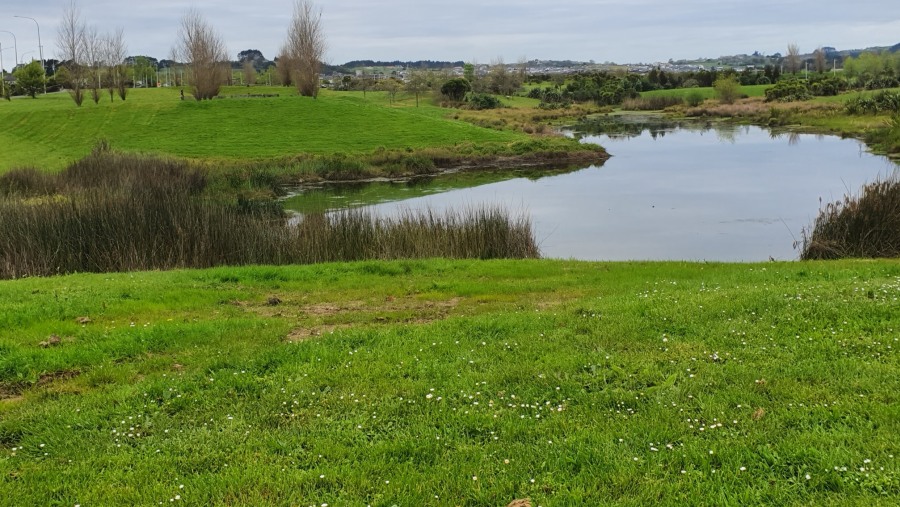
[0, 86, 607, 178]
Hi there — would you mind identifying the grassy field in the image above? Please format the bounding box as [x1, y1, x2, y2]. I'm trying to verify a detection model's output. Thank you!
[0, 87, 525, 172]
[640, 84, 770, 100]
[2, 259, 899, 505]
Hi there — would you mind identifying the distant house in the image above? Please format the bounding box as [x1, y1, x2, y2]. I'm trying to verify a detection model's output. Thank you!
[1, 73, 14, 86]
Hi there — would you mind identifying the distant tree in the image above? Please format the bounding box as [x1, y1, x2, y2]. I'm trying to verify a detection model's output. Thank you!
[786, 43, 801, 74]
[56, 0, 87, 106]
[105, 28, 128, 101]
[284, 0, 327, 97]
[813, 46, 827, 74]
[83, 26, 102, 103]
[405, 69, 431, 106]
[379, 77, 402, 104]
[14, 61, 46, 98]
[275, 49, 293, 86]
[713, 75, 740, 104]
[463, 63, 475, 83]
[440, 77, 470, 102]
[242, 60, 256, 85]
[173, 9, 229, 100]
[238, 49, 264, 65]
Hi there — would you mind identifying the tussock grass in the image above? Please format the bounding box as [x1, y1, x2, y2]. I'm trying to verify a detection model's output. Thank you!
[800, 176, 900, 259]
[0, 152, 538, 278]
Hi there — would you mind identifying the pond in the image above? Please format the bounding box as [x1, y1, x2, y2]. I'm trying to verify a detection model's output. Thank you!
[282, 116, 898, 261]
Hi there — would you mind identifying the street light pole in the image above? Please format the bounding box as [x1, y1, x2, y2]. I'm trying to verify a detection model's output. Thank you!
[0, 31, 17, 71]
[14, 15, 44, 94]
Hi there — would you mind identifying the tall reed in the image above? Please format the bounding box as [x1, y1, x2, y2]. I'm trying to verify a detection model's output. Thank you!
[800, 176, 900, 259]
[0, 153, 538, 278]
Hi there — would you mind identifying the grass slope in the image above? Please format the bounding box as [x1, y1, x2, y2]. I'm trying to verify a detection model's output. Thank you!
[0, 88, 522, 171]
[2, 259, 899, 505]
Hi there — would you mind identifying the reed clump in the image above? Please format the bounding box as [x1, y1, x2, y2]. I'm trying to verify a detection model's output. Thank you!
[0, 152, 538, 279]
[800, 176, 900, 259]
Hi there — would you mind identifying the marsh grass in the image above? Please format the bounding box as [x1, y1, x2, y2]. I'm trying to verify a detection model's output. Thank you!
[800, 176, 900, 259]
[0, 153, 538, 278]
[620, 95, 684, 111]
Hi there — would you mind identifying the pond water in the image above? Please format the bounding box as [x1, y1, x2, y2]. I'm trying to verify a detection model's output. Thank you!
[282, 116, 898, 261]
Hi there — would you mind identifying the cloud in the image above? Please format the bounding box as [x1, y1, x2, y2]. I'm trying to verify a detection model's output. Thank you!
[2, 0, 897, 65]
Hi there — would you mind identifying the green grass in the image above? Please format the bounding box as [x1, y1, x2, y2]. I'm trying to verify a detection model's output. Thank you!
[0, 87, 524, 172]
[2, 259, 899, 505]
[641, 84, 770, 100]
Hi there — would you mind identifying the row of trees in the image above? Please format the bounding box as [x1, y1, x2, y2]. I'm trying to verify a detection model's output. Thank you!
[41, 0, 326, 105]
[57, 0, 128, 105]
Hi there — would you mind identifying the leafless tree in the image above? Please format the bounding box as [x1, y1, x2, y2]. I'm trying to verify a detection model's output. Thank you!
[813, 46, 827, 74]
[173, 9, 229, 100]
[242, 60, 257, 86]
[56, 0, 87, 106]
[405, 69, 431, 107]
[105, 28, 128, 100]
[84, 26, 102, 103]
[275, 47, 294, 86]
[786, 43, 801, 74]
[284, 0, 326, 97]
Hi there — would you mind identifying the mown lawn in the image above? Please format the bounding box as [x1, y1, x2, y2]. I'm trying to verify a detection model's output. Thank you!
[0, 87, 523, 172]
[1, 259, 899, 505]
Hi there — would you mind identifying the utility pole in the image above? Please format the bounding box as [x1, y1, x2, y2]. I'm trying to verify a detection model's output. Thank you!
[13, 16, 45, 94]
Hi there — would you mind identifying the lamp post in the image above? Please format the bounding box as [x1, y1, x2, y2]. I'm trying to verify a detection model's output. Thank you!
[21, 50, 34, 65]
[13, 15, 44, 94]
[0, 31, 17, 71]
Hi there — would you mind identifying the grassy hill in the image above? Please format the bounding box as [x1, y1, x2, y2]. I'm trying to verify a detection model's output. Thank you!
[0, 87, 524, 172]
[1, 259, 899, 505]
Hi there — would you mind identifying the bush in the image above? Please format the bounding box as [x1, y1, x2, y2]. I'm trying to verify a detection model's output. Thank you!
[845, 91, 900, 115]
[765, 79, 813, 102]
[713, 76, 741, 104]
[467, 93, 502, 110]
[685, 90, 705, 107]
[620, 95, 683, 111]
[440, 78, 471, 102]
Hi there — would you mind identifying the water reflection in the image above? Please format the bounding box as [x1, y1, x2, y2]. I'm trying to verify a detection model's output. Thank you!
[284, 118, 898, 261]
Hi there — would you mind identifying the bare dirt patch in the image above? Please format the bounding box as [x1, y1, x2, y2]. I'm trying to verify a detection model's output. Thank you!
[286, 324, 352, 343]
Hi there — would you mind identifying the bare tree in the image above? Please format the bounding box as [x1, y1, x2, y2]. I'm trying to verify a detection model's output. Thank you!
[786, 43, 801, 74]
[105, 28, 128, 100]
[275, 47, 294, 86]
[242, 60, 256, 86]
[405, 69, 431, 107]
[173, 9, 229, 100]
[284, 0, 326, 97]
[83, 26, 102, 104]
[813, 46, 827, 74]
[56, 0, 87, 106]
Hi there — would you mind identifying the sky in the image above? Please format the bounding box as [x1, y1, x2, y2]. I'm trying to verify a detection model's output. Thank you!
[1, 0, 899, 68]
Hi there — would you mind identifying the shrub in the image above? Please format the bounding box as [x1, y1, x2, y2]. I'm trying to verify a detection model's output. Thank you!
[685, 90, 705, 107]
[713, 76, 741, 104]
[765, 79, 813, 102]
[440, 78, 471, 102]
[467, 93, 502, 110]
[845, 91, 900, 115]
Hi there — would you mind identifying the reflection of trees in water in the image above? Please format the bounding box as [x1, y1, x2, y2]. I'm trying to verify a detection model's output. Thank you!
[788, 133, 801, 146]
[570, 115, 740, 141]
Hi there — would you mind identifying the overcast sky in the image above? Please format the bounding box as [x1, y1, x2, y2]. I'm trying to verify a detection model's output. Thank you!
[1, 0, 899, 67]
